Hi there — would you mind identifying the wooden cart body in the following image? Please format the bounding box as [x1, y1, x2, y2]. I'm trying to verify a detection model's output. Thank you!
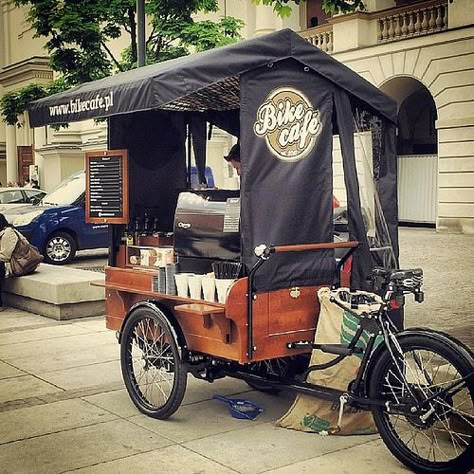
[29, 29, 400, 364]
[102, 267, 319, 363]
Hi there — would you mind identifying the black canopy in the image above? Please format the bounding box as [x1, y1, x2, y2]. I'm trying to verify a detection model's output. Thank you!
[29, 28, 399, 300]
[29, 29, 396, 128]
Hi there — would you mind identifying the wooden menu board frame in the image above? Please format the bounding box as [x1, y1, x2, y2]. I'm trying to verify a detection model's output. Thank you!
[85, 149, 129, 224]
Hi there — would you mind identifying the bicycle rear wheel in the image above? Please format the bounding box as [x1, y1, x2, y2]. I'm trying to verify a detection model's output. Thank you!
[369, 334, 473, 474]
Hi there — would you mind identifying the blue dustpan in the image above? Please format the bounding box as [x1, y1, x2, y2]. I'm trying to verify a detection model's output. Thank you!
[213, 394, 263, 420]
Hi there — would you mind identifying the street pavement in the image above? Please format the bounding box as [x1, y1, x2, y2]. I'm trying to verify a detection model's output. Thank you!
[0, 227, 472, 473]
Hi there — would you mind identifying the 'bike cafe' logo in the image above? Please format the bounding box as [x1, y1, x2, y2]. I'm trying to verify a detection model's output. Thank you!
[254, 87, 322, 162]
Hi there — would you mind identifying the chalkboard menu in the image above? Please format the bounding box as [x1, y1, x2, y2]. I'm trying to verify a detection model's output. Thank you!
[85, 149, 129, 224]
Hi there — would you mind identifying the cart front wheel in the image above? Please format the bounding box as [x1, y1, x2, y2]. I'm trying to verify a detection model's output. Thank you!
[120, 306, 187, 419]
[369, 334, 473, 474]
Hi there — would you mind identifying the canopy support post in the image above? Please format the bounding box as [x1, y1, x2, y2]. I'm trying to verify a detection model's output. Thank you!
[136, 0, 146, 67]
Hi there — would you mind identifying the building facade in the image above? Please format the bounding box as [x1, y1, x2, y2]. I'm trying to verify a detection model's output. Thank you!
[0, 0, 473, 233]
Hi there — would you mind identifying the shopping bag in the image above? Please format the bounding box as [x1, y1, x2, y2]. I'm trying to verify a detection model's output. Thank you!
[9, 230, 44, 277]
[277, 287, 382, 435]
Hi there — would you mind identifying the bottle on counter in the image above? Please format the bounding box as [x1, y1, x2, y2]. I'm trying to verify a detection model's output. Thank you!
[126, 225, 134, 245]
[152, 216, 159, 235]
[123, 222, 134, 246]
[143, 209, 150, 235]
[134, 215, 142, 244]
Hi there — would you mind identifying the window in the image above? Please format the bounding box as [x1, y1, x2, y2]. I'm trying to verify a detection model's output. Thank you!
[0, 191, 24, 204]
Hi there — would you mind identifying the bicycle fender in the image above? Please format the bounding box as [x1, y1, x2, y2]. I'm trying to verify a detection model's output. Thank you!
[118, 300, 188, 353]
[363, 328, 473, 391]
[400, 327, 473, 362]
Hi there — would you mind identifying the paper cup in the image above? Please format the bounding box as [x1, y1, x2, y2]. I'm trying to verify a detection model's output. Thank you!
[215, 279, 234, 304]
[188, 274, 203, 300]
[201, 275, 216, 302]
[174, 274, 189, 298]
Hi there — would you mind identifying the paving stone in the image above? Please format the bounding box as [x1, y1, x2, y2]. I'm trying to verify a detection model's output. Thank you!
[0, 331, 116, 361]
[183, 375, 251, 405]
[0, 419, 172, 474]
[64, 445, 236, 474]
[0, 323, 94, 346]
[82, 389, 139, 419]
[268, 438, 410, 473]
[0, 375, 61, 404]
[0, 398, 117, 444]
[71, 316, 108, 332]
[183, 423, 377, 474]
[38, 383, 124, 404]
[82, 377, 270, 420]
[0, 310, 54, 331]
[0, 360, 25, 379]
[10, 341, 118, 374]
[37, 360, 122, 391]
[0, 397, 47, 414]
[128, 389, 295, 444]
[399, 228, 474, 337]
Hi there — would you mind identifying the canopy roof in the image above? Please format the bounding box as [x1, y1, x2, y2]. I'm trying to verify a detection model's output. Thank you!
[29, 29, 397, 127]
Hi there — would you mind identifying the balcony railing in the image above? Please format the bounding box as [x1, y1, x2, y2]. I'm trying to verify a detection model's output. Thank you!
[299, 0, 449, 53]
[376, 0, 448, 43]
[299, 24, 334, 54]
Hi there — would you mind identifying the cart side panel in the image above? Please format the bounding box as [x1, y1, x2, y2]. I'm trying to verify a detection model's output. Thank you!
[267, 287, 319, 335]
[226, 279, 321, 363]
[105, 289, 128, 331]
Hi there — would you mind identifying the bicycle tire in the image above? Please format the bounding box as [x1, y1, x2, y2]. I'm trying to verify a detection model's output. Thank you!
[369, 333, 473, 473]
[120, 306, 187, 419]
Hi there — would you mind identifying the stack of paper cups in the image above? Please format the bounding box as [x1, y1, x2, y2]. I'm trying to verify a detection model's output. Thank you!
[215, 279, 234, 304]
[188, 274, 203, 300]
[201, 275, 216, 302]
[174, 274, 189, 298]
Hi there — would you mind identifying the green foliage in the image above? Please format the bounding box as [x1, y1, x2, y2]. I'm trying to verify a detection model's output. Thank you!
[253, 0, 301, 18]
[0, 84, 45, 127]
[253, 0, 365, 16]
[0, 79, 69, 127]
[3, 0, 243, 126]
[322, 0, 365, 14]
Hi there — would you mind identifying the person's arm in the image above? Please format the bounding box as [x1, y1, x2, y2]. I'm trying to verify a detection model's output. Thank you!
[0, 228, 19, 262]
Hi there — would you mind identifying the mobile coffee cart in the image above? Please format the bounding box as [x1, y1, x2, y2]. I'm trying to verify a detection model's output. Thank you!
[29, 30, 474, 473]
[29, 27, 400, 410]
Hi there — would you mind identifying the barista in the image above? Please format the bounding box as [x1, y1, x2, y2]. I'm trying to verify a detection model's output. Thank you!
[223, 143, 241, 176]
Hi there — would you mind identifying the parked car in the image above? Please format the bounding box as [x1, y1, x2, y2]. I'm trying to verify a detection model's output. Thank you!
[5, 171, 108, 265]
[0, 187, 46, 213]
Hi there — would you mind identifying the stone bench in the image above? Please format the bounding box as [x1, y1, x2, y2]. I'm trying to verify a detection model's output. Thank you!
[3, 264, 105, 320]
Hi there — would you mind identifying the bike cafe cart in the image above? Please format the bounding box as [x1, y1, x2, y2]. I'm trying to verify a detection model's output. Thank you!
[26, 28, 474, 474]
[28, 25, 400, 411]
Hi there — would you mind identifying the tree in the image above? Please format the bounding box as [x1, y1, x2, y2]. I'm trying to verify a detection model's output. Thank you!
[253, 0, 365, 17]
[1, 0, 243, 126]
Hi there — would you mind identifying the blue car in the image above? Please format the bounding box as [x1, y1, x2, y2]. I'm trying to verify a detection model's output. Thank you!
[6, 171, 108, 265]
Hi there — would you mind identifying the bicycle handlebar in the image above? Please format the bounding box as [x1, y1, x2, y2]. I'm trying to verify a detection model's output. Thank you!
[254, 241, 359, 258]
[273, 241, 360, 253]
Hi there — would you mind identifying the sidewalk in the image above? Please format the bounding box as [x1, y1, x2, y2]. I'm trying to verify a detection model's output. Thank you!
[0, 227, 472, 473]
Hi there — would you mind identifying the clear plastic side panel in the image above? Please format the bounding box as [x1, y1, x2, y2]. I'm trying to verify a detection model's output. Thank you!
[333, 110, 398, 270]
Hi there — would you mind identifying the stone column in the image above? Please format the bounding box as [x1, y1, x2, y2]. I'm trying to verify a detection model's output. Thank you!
[5, 124, 18, 184]
[33, 126, 46, 188]
[253, 3, 277, 37]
